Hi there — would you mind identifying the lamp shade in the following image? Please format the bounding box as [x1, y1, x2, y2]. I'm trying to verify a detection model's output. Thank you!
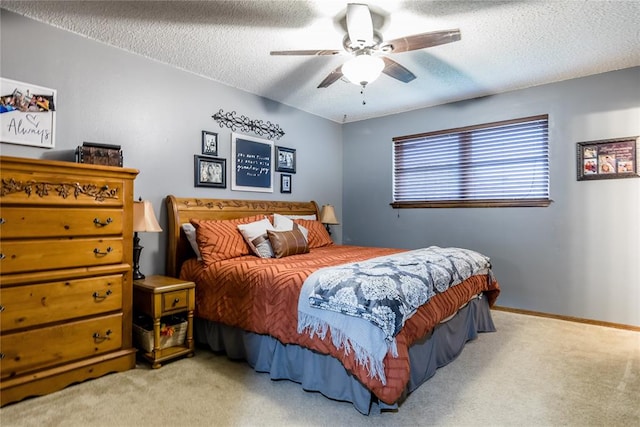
[342, 54, 385, 86]
[319, 204, 339, 225]
[133, 200, 162, 233]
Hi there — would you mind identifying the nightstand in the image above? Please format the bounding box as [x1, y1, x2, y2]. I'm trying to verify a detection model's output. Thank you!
[133, 275, 195, 368]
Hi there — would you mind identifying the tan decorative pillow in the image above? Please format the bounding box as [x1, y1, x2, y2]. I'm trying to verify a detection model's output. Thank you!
[293, 219, 333, 249]
[267, 228, 309, 258]
[237, 218, 275, 258]
[191, 215, 265, 266]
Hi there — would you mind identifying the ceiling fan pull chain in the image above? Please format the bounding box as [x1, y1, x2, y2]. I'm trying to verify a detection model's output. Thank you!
[361, 84, 367, 105]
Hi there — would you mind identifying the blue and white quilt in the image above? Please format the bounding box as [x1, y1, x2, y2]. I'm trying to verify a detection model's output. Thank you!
[297, 246, 491, 383]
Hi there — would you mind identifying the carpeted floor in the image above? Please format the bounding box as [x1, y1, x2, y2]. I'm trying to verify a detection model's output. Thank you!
[1, 310, 638, 426]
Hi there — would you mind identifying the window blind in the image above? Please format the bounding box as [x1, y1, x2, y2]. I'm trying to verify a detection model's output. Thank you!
[392, 115, 550, 207]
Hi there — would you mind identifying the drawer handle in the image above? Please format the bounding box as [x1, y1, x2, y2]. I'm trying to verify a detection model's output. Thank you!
[92, 289, 113, 300]
[93, 247, 113, 256]
[93, 217, 113, 227]
[93, 329, 112, 342]
[0, 353, 4, 360]
[0, 304, 4, 312]
[0, 217, 5, 225]
[0, 253, 4, 260]
[173, 298, 180, 306]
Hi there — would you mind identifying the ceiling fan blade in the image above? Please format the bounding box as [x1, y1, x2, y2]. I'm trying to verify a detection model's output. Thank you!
[317, 65, 344, 88]
[270, 50, 341, 56]
[383, 29, 461, 53]
[381, 57, 416, 83]
[346, 3, 374, 46]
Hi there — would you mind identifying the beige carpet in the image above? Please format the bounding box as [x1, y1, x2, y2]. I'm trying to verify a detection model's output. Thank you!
[1, 310, 639, 427]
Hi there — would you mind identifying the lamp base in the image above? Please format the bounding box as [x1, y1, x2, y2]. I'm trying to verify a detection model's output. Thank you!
[324, 223, 332, 236]
[132, 269, 146, 281]
[133, 232, 145, 281]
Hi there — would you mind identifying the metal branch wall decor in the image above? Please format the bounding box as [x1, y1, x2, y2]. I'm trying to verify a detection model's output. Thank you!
[212, 109, 285, 140]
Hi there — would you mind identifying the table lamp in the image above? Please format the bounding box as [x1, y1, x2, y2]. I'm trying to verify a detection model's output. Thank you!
[132, 199, 162, 280]
[319, 204, 339, 236]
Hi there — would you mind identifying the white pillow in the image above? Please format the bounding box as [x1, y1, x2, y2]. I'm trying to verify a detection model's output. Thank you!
[283, 214, 317, 220]
[237, 218, 276, 258]
[272, 213, 309, 242]
[181, 223, 202, 261]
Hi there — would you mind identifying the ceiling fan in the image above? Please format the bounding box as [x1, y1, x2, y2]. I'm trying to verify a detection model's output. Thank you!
[270, 3, 461, 88]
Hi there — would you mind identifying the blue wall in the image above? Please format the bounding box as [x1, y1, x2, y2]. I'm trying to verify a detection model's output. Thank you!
[2, 10, 638, 326]
[343, 67, 640, 326]
[1, 10, 344, 277]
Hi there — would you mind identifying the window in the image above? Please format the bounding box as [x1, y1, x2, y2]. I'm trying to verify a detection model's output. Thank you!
[392, 115, 550, 208]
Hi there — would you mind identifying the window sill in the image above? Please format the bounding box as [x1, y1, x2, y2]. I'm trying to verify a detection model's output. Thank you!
[390, 199, 552, 208]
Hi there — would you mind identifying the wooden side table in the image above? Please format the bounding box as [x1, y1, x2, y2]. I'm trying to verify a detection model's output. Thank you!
[133, 275, 195, 368]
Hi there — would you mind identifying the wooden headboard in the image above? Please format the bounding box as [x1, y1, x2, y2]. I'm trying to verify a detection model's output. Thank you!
[165, 195, 320, 277]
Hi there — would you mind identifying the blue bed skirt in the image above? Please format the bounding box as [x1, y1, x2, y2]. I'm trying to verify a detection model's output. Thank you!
[194, 295, 496, 415]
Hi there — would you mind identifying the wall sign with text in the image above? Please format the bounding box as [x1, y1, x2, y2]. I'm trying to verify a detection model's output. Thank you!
[0, 78, 57, 149]
[576, 136, 639, 181]
[231, 132, 273, 192]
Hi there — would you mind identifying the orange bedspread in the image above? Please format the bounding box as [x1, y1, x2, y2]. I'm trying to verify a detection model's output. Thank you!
[181, 245, 500, 404]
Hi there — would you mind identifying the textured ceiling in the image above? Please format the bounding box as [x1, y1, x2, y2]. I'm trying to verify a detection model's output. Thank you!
[2, 1, 639, 123]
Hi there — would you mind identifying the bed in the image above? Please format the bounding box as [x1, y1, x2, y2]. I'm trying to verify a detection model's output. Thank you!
[165, 195, 500, 414]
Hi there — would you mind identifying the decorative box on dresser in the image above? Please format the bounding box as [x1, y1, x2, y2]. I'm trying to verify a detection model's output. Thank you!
[0, 155, 139, 406]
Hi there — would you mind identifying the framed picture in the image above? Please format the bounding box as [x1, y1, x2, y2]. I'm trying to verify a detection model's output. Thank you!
[194, 155, 226, 188]
[231, 132, 273, 192]
[202, 130, 218, 155]
[275, 146, 296, 173]
[1, 77, 57, 149]
[576, 136, 639, 181]
[280, 174, 292, 193]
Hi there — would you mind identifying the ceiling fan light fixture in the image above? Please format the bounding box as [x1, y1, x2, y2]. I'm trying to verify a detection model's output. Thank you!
[342, 54, 385, 86]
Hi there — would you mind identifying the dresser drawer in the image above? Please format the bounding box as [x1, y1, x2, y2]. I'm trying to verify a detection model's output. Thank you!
[0, 237, 123, 274]
[1, 274, 123, 332]
[0, 313, 123, 379]
[162, 290, 189, 314]
[0, 170, 125, 207]
[0, 207, 123, 239]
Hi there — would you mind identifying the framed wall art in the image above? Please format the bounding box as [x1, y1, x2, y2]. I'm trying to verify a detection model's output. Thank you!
[275, 145, 296, 173]
[0, 77, 57, 148]
[231, 132, 273, 192]
[280, 174, 292, 193]
[576, 136, 639, 181]
[202, 130, 218, 155]
[194, 155, 226, 188]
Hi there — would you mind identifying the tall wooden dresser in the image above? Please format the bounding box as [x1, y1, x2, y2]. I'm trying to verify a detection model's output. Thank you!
[0, 155, 139, 406]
